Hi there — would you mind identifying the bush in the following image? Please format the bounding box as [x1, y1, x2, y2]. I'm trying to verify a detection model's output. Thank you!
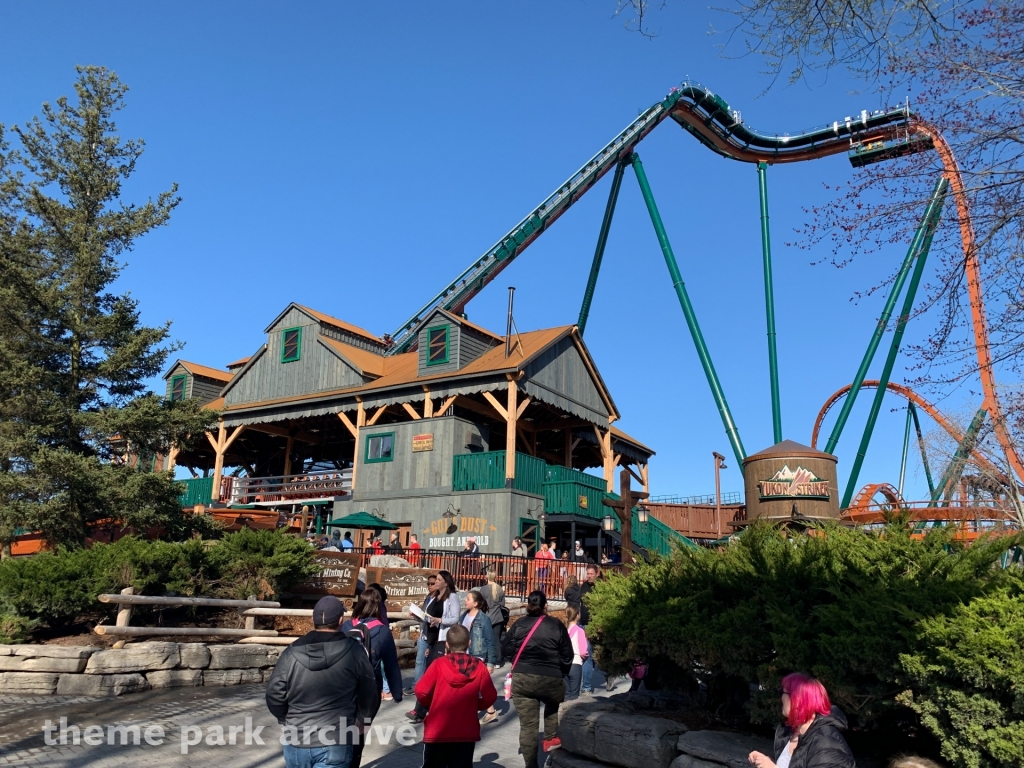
[586, 521, 1024, 767]
[0, 613, 37, 643]
[207, 528, 319, 600]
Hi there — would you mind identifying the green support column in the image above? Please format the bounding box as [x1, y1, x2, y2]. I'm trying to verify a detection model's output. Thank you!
[841, 179, 947, 508]
[630, 152, 747, 470]
[824, 178, 949, 455]
[898, 405, 912, 496]
[758, 162, 783, 444]
[909, 402, 936, 497]
[932, 408, 987, 505]
[578, 161, 626, 336]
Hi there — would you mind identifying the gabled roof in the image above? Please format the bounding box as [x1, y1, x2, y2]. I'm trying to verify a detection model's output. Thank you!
[163, 360, 233, 383]
[611, 425, 655, 456]
[319, 336, 385, 378]
[226, 357, 250, 370]
[262, 303, 383, 345]
[427, 308, 504, 343]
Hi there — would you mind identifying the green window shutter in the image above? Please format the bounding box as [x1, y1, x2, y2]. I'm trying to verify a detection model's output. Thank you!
[365, 432, 395, 463]
[170, 375, 187, 402]
[281, 327, 302, 363]
[426, 325, 449, 366]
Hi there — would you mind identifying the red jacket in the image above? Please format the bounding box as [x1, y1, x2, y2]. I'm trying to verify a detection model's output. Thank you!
[415, 653, 497, 742]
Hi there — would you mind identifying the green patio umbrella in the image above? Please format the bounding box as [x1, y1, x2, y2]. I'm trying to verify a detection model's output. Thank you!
[323, 511, 397, 530]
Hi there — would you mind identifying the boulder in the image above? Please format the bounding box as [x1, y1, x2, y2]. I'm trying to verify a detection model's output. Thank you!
[147, 668, 203, 688]
[560, 701, 688, 768]
[56, 673, 149, 696]
[178, 643, 212, 669]
[669, 757, 722, 768]
[0, 671, 59, 695]
[203, 668, 263, 686]
[369, 555, 412, 568]
[548, 750, 616, 768]
[85, 642, 180, 674]
[208, 644, 279, 669]
[0, 646, 97, 673]
[676, 731, 775, 768]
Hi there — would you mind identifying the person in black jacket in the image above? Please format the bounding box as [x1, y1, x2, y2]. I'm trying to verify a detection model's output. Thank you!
[748, 673, 855, 768]
[501, 590, 573, 768]
[266, 596, 380, 768]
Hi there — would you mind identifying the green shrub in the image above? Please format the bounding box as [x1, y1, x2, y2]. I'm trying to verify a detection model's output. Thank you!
[0, 612, 37, 643]
[207, 528, 317, 599]
[0, 546, 106, 625]
[586, 521, 1023, 767]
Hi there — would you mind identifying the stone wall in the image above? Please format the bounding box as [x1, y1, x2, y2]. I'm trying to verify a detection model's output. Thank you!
[0, 642, 280, 697]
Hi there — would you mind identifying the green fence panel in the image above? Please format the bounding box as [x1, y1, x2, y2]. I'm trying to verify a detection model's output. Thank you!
[178, 476, 215, 507]
[513, 453, 548, 496]
[543, 465, 605, 489]
[452, 451, 507, 491]
[542, 480, 607, 521]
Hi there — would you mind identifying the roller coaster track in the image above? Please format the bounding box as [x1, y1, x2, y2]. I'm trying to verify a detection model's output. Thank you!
[386, 81, 1023, 486]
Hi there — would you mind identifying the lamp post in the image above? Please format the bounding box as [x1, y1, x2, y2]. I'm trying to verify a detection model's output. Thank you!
[713, 452, 727, 539]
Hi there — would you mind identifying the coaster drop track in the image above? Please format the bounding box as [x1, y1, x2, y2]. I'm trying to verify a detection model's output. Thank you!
[385, 81, 1022, 526]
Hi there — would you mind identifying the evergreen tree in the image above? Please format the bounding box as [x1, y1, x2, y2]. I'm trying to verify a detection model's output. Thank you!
[0, 66, 216, 558]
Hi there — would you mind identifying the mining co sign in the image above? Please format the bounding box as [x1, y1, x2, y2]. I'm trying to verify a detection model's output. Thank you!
[758, 465, 830, 500]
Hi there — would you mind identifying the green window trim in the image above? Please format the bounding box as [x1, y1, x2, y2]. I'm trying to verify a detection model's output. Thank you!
[281, 326, 303, 363]
[170, 375, 187, 402]
[365, 432, 395, 464]
[425, 325, 450, 366]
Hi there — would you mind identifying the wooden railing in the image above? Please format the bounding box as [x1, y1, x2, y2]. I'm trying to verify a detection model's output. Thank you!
[228, 470, 352, 504]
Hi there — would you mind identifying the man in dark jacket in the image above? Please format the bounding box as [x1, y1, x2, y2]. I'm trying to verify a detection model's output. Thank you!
[385, 533, 403, 555]
[266, 596, 380, 768]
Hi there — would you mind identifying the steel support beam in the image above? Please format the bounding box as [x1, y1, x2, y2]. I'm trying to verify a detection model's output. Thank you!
[578, 161, 627, 336]
[909, 402, 936, 497]
[898, 406, 912, 496]
[758, 162, 783, 443]
[932, 408, 987, 504]
[630, 152, 746, 470]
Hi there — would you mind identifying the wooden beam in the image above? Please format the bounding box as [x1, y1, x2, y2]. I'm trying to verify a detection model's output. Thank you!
[337, 411, 358, 439]
[435, 395, 457, 416]
[402, 402, 422, 421]
[282, 435, 294, 477]
[422, 387, 433, 419]
[624, 464, 643, 486]
[166, 445, 180, 472]
[367, 406, 388, 426]
[212, 420, 227, 500]
[206, 431, 220, 453]
[515, 396, 532, 420]
[222, 425, 248, 452]
[564, 429, 573, 468]
[244, 423, 318, 445]
[356, 401, 366, 428]
[506, 379, 518, 482]
[640, 463, 649, 495]
[482, 391, 509, 421]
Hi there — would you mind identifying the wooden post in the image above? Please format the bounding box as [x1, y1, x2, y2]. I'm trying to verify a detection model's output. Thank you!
[166, 445, 180, 472]
[594, 425, 615, 492]
[283, 435, 294, 477]
[212, 420, 227, 501]
[112, 586, 134, 649]
[423, 387, 433, 418]
[244, 594, 257, 631]
[640, 463, 649, 495]
[299, 505, 309, 535]
[601, 469, 647, 566]
[506, 378, 518, 487]
[565, 430, 573, 468]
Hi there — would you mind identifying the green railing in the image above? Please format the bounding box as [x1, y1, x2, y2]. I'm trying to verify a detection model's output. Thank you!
[543, 465, 606, 488]
[452, 451, 547, 496]
[178, 476, 215, 507]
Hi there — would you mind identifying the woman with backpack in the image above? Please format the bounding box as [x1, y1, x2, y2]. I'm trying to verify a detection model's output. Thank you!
[340, 587, 403, 703]
[480, 569, 507, 664]
[461, 589, 499, 725]
[501, 591, 573, 768]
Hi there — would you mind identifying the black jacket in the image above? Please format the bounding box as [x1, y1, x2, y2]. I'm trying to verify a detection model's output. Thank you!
[266, 630, 380, 740]
[773, 707, 856, 768]
[340, 619, 403, 702]
[566, 581, 595, 625]
[501, 614, 573, 678]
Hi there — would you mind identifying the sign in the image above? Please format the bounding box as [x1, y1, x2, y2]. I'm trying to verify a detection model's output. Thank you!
[364, 567, 433, 613]
[412, 434, 434, 452]
[758, 465, 830, 500]
[579, 495, 588, 509]
[293, 552, 361, 597]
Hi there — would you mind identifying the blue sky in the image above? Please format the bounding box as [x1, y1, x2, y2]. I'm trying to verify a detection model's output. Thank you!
[1, 2, 976, 500]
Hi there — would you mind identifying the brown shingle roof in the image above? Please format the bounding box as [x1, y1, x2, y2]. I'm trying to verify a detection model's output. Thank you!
[296, 305, 382, 344]
[320, 336, 385, 377]
[172, 361, 233, 383]
[226, 357, 250, 370]
[611, 425, 655, 456]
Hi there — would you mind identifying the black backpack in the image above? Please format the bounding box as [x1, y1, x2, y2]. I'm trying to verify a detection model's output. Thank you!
[345, 619, 380, 663]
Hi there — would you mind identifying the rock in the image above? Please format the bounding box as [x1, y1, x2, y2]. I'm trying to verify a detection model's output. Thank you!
[0, 646, 98, 673]
[676, 731, 775, 768]
[369, 555, 412, 568]
[178, 643, 211, 669]
[548, 750, 616, 768]
[55, 673, 149, 696]
[0, 671, 59, 694]
[560, 701, 688, 768]
[669, 757, 722, 768]
[147, 668, 203, 688]
[85, 642, 180, 674]
[207, 644, 279, 669]
[203, 668, 263, 686]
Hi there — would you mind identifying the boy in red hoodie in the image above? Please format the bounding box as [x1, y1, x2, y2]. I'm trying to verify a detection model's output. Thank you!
[414, 623, 497, 768]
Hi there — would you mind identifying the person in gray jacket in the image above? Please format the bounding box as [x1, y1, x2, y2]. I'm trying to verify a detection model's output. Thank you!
[266, 596, 380, 768]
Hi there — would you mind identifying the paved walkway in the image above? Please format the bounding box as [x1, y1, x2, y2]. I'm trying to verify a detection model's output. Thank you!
[0, 667, 620, 767]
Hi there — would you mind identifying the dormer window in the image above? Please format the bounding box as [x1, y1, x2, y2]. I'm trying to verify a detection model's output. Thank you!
[281, 327, 302, 363]
[170, 375, 187, 402]
[426, 325, 449, 366]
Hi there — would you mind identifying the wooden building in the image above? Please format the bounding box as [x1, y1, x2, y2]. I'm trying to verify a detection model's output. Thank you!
[165, 303, 659, 555]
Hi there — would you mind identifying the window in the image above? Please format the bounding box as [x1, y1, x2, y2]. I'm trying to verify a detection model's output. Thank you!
[281, 327, 302, 363]
[426, 325, 449, 366]
[365, 432, 395, 463]
[170, 375, 187, 402]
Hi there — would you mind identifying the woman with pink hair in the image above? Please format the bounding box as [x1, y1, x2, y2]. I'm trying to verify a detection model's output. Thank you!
[748, 673, 855, 768]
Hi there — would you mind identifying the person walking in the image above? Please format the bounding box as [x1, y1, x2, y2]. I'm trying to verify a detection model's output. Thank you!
[340, 588, 403, 706]
[408, 533, 422, 565]
[510, 537, 528, 596]
[265, 596, 379, 768]
[576, 564, 611, 694]
[415, 623, 497, 768]
[407, 570, 461, 724]
[405, 574, 438, 695]
[480, 569, 507, 664]
[747, 673, 856, 768]
[534, 542, 555, 589]
[342, 532, 354, 551]
[461, 589, 499, 724]
[501, 590, 573, 768]
[563, 605, 587, 701]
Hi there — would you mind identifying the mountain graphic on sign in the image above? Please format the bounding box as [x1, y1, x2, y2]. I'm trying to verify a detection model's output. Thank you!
[766, 465, 820, 484]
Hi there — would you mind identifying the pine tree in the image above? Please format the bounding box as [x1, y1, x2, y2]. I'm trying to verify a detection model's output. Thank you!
[0, 66, 216, 557]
